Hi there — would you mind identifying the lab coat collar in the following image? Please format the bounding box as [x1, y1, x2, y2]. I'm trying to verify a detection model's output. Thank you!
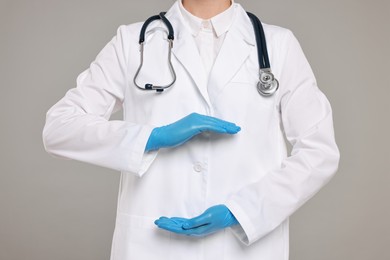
[167, 0, 255, 49]
[178, 0, 236, 38]
[207, 4, 256, 99]
[165, 1, 255, 106]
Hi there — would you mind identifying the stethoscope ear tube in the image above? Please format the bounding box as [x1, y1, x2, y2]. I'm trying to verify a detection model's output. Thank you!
[159, 12, 174, 41]
[134, 12, 176, 92]
[139, 15, 160, 44]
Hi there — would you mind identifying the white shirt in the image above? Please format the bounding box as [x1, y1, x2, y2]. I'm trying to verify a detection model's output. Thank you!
[178, 0, 236, 81]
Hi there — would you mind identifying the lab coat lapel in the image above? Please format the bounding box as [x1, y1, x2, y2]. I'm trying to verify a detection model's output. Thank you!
[172, 34, 211, 106]
[165, 3, 211, 107]
[208, 7, 255, 99]
[164, 2, 256, 106]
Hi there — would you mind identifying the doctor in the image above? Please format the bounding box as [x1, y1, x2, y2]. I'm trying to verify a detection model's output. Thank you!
[42, 0, 340, 259]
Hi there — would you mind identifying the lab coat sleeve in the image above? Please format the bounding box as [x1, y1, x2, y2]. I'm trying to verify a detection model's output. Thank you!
[225, 30, 340, 245]
[42, 25, 157, 177]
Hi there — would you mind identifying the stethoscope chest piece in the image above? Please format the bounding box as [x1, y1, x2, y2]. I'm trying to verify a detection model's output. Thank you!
[257, 69, 279, 96]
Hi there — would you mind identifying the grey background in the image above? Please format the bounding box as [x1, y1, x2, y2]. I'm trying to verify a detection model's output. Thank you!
[1, 0, 389, 259]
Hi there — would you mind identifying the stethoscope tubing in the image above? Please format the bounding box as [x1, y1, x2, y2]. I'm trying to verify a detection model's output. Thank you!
[246, 12, 270, 69]
[134, 12, 176, 92]
[134, 11, 279, 96]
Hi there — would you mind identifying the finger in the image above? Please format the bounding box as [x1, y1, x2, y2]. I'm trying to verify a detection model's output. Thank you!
[154, 216, 170, 224]
[182, 213, 211, 230]
[170, 217, 189, 225]
[198, 116, 241, 134]
[154, 215, 194, 227]
[157, 222, 185, 233]
[157, 221, 210, 236]
[204, 115, 237, 127]
[155, 217, 177, 228]
[197, 121, 241, 135]
[155, 216, 177, 224]
[156, 220, 215, 237]
[188, 225, 213, 237]
[155, 218, 181, 229]
[156, 220, 193, 235]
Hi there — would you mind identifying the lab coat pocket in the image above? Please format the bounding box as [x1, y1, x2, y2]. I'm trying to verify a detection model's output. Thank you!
[111, 213, 171, 260]
[215, 81, 277, 121]
[219, 66, 277, 111]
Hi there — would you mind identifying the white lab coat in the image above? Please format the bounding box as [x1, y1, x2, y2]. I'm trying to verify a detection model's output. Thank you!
[42, 1, 340, 260]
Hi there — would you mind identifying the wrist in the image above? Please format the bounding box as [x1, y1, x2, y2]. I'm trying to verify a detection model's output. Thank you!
[145, 127, 162, 151]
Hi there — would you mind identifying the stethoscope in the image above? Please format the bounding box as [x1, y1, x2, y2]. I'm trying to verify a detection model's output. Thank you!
[133, 11, 279, 97]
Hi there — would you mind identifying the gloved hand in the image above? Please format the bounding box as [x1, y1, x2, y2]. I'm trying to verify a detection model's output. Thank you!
[154, 204, 239, 237]
[145, 113, 241, 151]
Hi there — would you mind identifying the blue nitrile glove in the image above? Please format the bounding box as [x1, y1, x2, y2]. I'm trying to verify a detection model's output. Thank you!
[145, 113, 241, 151]
[154, 205, 239, 237]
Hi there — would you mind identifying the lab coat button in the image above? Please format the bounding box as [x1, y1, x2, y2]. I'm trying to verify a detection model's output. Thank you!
[193, 163, 202, 172]
[201, 20, 211, 29]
